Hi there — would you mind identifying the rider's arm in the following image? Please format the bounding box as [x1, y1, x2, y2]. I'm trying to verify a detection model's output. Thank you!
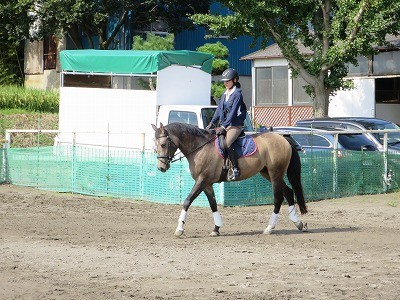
[210, 95, 224, 125]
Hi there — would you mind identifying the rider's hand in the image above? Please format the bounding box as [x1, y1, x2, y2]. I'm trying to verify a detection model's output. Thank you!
[216, 127, 226, 136]
[206, 122, 214, 130]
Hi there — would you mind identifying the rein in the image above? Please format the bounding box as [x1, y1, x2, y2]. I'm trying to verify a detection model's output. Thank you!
[157, 131, 218, 164]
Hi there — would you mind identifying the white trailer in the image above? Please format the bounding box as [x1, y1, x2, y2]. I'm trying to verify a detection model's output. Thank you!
[57, 50, 214, 150]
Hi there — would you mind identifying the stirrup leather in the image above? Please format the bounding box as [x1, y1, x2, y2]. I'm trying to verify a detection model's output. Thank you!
[228, 167, 240, 181]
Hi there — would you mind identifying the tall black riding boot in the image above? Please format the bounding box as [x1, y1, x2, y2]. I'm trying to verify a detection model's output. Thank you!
[227, 146, 240, 180]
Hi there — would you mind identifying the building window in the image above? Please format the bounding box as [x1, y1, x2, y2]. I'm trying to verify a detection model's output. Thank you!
[134, 20, 169, 37]
[375, 77, 400, 104]
[43, 35, 57, 70]
[347, 55, 369, 76]
[255, 66, 288, 105]
[373, 51, 400, 75]
[293, 76, 312, 104]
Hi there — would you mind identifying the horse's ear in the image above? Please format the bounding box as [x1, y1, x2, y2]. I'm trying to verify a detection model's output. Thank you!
[151, 124, 157, 132]
[159, 123, 165, 133]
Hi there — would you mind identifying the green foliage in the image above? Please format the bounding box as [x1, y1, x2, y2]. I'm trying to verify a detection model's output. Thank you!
[132, 33, 174, 50]
[196, 41, 230, 99]
[0, 63, 20, 86]
[192, 0, 400, 117]
[211, 82, 225, 100]
[0, 1, 33, 44]
[0, 86, 59, 113]
[196, 42, 229, 75]
[13, 0, 210, 50]
[132, 33, 175, 90]
[0, 38, 24, 86]
[197, 41, 228, 58]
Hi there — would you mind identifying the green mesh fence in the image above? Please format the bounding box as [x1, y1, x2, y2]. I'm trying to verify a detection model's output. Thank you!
[3, 146, 400, 206]
[0, 147, 7, 183]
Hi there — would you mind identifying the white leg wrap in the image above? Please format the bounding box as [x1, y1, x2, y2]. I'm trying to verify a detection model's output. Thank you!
[264, 212, 279, 234]
[176, 209, 187, 232]
[288, 205, 299, 223]
[213, 211, 223, 227]
[268, 212, 279, 228]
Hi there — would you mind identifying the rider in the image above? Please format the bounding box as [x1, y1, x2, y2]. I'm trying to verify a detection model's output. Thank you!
[206, 68, 248, 181]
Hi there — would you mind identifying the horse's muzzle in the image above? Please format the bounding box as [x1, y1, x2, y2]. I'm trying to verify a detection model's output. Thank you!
[158, 164, 170, 172]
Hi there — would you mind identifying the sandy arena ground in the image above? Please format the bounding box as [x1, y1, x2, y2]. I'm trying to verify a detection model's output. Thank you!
[1, 184, 400, 300]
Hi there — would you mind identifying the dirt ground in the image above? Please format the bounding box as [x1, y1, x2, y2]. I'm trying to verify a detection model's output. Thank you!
[1, 184, 400, 300]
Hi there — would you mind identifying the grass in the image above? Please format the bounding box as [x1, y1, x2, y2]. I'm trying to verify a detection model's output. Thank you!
[0, 109, 59, 148]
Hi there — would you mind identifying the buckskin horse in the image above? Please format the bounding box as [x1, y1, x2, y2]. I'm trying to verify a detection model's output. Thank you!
[151, 122, 308, 236]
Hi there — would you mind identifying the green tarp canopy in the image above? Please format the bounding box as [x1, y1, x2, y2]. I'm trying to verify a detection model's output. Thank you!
[60, 50, 214, 75]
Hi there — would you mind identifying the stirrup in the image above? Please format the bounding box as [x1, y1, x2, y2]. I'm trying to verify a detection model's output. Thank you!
[228, 168, 240, 180]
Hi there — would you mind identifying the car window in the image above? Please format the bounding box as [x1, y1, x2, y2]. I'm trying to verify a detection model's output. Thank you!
[294, 134, 331, 148]
[338, 134, 376, 151]
[169, 111, 198, 126]
[364, 122, 400, 145]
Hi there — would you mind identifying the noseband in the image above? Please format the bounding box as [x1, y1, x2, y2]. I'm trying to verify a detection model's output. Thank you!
[156, 133, 178, 164]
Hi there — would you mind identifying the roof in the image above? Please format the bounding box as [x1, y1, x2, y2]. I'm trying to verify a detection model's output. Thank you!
[241, 43, 312, 60]
[241, 35, 400, 60]
[60, 50, 214, 74]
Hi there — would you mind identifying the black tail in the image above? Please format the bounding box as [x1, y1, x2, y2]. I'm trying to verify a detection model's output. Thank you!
[287, 147, 307, 214]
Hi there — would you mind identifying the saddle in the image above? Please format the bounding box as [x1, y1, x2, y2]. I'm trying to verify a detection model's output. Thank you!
[215, 133, 257, 182]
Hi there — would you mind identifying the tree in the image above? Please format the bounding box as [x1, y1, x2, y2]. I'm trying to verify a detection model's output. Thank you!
[132, 33, 175, 90]
[31, 0, 211, 50]
[133, 33, 174, 51]
[196, 42, 229, 100]
[0, 1, 33, 84]
[192, 0, 400, 117]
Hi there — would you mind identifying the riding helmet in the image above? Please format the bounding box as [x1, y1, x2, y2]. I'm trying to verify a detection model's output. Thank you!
[220, 68, 239, 82]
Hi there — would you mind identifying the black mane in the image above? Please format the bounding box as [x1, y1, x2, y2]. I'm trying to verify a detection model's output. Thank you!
[166, 122, 210, 138]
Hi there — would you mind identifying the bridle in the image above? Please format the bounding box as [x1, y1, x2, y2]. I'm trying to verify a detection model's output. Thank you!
[156, 130, 218, 165]
[156, 133, 179, 165]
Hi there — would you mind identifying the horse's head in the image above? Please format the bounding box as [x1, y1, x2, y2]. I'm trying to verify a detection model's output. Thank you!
[151, 123, 178, 172]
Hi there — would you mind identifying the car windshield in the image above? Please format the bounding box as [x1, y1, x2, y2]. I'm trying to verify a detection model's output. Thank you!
[338, 134, 377, 151]
[201, 108, 216, 128]
[358, 121, 400, 145]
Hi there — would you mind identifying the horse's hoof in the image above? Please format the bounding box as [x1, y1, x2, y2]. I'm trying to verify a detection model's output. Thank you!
[174, 230, 184, 237]
[263, 225, 274, 234]
[210, 231, 220, 237]
[294, 221, 308, 232]
[295, 221, 304, 231]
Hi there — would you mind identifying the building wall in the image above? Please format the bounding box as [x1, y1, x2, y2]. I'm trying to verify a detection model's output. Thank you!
[250, 53, 400, 124]
[24, 38, 65, 90]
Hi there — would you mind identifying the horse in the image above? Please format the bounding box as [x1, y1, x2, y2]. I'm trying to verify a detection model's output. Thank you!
[151, 122, 308, 237]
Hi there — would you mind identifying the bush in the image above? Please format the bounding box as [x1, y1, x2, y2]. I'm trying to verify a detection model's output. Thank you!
[0, 85, 59, 113]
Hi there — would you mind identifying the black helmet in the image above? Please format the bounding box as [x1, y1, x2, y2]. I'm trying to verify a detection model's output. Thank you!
[220, 68, 239, 82]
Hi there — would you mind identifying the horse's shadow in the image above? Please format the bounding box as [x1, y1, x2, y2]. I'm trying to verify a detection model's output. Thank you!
[225, 226, 360, 237]
[187, 226, 360, 239]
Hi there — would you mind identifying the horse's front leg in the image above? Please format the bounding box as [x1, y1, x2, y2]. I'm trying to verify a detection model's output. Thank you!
[175, 180, 206, 237]
[203, 185, 223, 237]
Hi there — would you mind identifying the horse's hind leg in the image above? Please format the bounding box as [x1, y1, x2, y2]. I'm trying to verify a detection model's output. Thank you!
[204, 185, 223, 237]
[283, 182, 307, 232]
[263, 178, 285, 234]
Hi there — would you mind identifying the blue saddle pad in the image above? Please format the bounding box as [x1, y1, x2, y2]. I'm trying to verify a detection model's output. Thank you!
[215, 135, 258, 158]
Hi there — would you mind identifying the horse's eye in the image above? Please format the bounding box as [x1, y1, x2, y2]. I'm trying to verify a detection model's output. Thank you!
[161, 143, 166, 148]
